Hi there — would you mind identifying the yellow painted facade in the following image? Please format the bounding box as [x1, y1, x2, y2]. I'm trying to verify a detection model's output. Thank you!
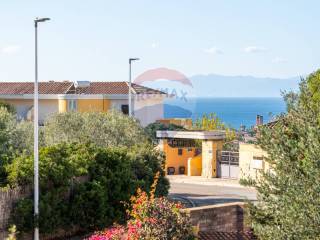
[58, 99, 67, 113]
[188, 154, 202, 176]
[58, 99, 111, 113]
[239, 143, 270, 180]
[162, 139, 197, 175]
[160, 138, 224, 177]
[77, 99, 111, 112]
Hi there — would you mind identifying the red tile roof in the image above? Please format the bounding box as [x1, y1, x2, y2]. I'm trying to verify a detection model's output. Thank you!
[0, 81, 164, 95]
[72, 82, 164, 95]
[0, 82, 73, 95]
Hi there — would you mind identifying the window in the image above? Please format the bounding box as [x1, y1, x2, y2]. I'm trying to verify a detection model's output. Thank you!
[68, 99, 77, 111]
[178, 148, 183, 155]
[121, 104, 129, 115]
[252, 156, 264, 169]
[188, 148, 193, 152]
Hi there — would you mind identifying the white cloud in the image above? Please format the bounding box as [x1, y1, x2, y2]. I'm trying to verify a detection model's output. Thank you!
[204, 47, 223, 54]
[1, 45, 21, 55]
[272, 57, 287, 63]
[151, 42, 159, 48]
[243, 46, 267, 53]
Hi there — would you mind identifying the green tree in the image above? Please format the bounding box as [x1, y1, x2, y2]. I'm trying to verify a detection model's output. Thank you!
[42, 110, 148, 148]
[193, 113, 236, 142]
[0, 107, 33, 185]
[246, 71, 320, 239]
[144, 122, 185, 144]
[0, 101, 16, 114]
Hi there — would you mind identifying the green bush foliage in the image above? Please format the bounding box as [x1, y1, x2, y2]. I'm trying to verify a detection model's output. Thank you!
[0, 101, 16, 114]
[42, 110, 148, 148]
[0, 104, 169, 235]
[0, 107, 33, 185]
[144, 122, 185, 144]
[193, 113, 236, 143]
[9, 144, 169, 234]
[246, 71, 320, 239]
[88, 176, 194, 240]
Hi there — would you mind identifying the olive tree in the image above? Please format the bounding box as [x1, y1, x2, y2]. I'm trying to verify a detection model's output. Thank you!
[247, 70, 320, 239]
[42, 110, 148, 147]
[0, 107, 33, 185]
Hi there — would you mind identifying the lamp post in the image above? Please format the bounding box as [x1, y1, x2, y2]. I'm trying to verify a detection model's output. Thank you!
[34, 17, 50, 240]
[128, 58, 139, 117]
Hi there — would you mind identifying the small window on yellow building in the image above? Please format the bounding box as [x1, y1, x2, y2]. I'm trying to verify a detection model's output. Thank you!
[178, 148, 183, 155]
[187, 148, 193, 152]
[67, 99, 77, 111]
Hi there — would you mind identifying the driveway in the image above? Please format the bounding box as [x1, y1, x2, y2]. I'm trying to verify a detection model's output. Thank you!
[168, 176, 257, 207]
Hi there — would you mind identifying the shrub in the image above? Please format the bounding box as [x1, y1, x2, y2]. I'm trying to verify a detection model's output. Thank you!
[5, 225, 18, 240]
[0, 107, 33, 185]
[9, 144, 169, 234]
[129, 145, 169, 196]
[6, 144, 92, 188]
[88, 187, 195, 240]
[127, 188, 195, 240]
[0, 101, 16, 114]
[70, 147, 138, 230]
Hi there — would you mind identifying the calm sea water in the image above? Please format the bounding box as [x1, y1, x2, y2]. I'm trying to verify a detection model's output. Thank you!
[164, 97, 286, 129]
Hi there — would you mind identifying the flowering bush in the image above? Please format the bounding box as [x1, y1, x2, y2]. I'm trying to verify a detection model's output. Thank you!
[88, 226, 126, 240]
[88, 174, 195, 240]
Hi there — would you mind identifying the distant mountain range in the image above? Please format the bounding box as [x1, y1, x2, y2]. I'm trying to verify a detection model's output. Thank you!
[190, 74, 300, 97]
[141, 74, 300, 98]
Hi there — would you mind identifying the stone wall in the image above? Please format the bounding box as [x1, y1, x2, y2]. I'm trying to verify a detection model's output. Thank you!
[183, 202, 248, 232]
[0, 186, 31, 239]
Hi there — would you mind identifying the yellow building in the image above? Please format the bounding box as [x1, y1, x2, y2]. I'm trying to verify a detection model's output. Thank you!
[0, 81, 165, 126]
[239, 143, 270, 180]
[157, 130, 225, 178]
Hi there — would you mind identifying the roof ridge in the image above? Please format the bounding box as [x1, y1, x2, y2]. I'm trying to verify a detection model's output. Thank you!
[125, 81, 137, 94]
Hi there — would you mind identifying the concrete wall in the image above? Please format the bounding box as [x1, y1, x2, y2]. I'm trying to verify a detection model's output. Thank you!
[201, 140, 223, 178]
[183, 202, 248, 232]
[239, 143, 269, 180]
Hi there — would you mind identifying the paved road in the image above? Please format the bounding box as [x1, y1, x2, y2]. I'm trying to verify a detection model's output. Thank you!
[169, 182, 257, 208]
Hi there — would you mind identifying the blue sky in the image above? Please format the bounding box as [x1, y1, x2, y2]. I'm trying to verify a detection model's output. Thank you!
[0, 0, 319, 82]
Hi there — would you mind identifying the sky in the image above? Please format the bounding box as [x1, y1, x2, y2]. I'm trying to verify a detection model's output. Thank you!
[0, 0, 320, 82]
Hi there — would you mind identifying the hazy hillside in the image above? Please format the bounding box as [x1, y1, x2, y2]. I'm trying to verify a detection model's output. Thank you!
[141, 74, 300, 98]
[190, 74, 300, 97]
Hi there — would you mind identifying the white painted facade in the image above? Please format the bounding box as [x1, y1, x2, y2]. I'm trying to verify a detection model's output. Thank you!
[133, 94, 165, 126]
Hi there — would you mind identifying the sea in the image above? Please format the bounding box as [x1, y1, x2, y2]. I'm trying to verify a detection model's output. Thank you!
[164, 97, 286, 129]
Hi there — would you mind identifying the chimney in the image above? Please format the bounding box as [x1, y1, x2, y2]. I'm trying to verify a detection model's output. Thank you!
[256, 115, 263, 126]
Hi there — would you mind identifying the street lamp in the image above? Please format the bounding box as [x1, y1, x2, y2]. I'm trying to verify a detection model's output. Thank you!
[128, 58, 140, 117]
[34, 17, 50, 240]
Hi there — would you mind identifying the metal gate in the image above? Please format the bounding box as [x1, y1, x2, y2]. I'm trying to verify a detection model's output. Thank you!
[217, 151, 239, 179]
